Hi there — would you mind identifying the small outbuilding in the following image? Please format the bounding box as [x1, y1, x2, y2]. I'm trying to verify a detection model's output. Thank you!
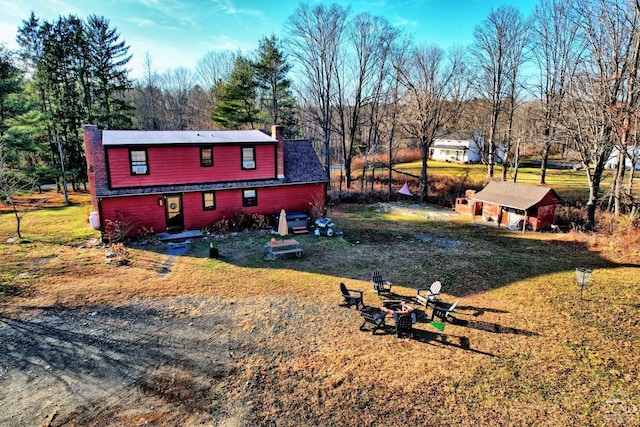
[469, 181, 560, 231]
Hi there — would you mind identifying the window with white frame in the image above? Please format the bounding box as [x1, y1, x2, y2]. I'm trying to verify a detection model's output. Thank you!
[241, 146, 256, 169]
[130, 149, 148, 175]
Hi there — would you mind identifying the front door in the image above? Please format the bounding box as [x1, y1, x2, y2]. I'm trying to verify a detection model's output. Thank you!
[165, 195, 184, 233]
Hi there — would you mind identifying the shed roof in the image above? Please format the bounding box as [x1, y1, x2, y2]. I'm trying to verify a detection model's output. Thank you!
[102, 129, 275, 146]
[470, 181, 559, 211]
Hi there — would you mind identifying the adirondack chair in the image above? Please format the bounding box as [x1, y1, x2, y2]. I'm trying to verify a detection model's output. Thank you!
[359, 306, 386, 334]
[371, 271, 392, 295]
[340, 283, 364, 309]
[393, 312, 415, 339]
[431, 299, 459, 322]
[416, 281, 442, 307]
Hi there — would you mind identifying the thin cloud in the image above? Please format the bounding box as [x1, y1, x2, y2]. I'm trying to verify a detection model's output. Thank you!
[392, 16, 418, 29]
[128, 18, 155, 28]
[201, 34, 253, 52]
[213, 0, 263, 18]
[134, 0, 198, 27]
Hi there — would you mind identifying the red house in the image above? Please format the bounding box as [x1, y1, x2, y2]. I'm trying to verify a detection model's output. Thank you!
[82, 125, 327, 238]
[469, 181, 560, 231]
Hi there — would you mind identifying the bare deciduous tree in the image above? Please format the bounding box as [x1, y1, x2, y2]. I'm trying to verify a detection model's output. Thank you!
[334, 12, 398, 189]
[394, 45, 467, 201]
[160, 67, 195, 130]
[132, 52, 162, 130]
[286, 3, 349, 187]
[500, 13, 530, 182]
[0, 154, 46, 240]
[531, 0, 581, 185]
[563, 0, 638, 226]
[195, 50, 237, 92]
[471, 6, 528, 179]
[608, 1, 640, 216]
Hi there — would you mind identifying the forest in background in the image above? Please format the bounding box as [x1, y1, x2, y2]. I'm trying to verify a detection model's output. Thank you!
[2, 0, 640, 229]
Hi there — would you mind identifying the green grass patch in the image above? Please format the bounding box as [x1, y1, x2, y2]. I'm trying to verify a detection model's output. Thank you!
[392, 160, 615, 201]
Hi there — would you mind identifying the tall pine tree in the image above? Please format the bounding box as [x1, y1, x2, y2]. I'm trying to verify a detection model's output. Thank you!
[16, 13, 133, 189]
[86, 15, 133, 129]
[254, 35, 297, 136]
[211, 55, 259, 129]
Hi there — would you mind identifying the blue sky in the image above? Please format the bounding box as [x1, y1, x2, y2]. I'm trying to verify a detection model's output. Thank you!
[0, 0, 538, 80]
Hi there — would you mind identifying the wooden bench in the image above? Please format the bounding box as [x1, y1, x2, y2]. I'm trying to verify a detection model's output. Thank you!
[269, 247, 302, 260]
[265, 239, 303, 261]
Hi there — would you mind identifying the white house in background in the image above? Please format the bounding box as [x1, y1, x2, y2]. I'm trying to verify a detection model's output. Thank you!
[430, 131, 504, 164]
[605, 146, 640, 170]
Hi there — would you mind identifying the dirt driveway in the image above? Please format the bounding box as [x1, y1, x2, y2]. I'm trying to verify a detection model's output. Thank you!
[0, 295, 246, 426]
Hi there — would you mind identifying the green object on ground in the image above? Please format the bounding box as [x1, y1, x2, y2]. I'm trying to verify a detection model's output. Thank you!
[429, 321, 445, 332]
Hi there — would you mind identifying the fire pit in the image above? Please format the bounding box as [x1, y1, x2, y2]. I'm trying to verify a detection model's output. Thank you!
[380, 300, 415, 317]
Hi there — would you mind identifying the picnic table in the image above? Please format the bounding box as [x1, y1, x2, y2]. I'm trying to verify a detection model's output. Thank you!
[265, 238, 302, 261]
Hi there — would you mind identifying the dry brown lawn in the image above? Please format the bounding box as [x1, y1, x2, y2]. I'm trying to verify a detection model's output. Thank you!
[0, 191, 639, 426]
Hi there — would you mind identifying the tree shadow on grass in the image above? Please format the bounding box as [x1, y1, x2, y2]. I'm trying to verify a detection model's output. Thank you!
[410, 328, 497, 357]
[448, 316, 539, 336]
[196, 221, 628, 299]
[456, 304, 510, 317]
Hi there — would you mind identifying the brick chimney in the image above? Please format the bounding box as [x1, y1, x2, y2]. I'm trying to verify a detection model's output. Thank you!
[272, 125, 285, 179]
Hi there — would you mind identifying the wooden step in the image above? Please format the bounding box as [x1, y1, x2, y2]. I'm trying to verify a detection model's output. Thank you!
[291, 226, 309, 234]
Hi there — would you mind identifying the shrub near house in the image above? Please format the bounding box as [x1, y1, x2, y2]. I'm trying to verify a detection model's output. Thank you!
[82, 125, 327, 239]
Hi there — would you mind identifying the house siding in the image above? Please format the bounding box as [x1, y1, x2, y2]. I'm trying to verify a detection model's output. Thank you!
[107, 144, 277, 189]
[100, 196, 167, 235]
[84, 125, 328, 238]
[98, 183, 324, 234]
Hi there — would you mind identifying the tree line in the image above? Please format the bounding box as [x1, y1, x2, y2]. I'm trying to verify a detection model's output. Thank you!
[2, 0, 640, 228]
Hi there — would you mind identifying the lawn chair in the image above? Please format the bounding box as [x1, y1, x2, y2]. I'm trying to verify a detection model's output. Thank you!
[371, 271, 392, 295]
[393, 312, 415, 339]
[431, 299, 459, 322]
[340, 282, 364, 309]
[359, 306, 386, 334]
[416, 281, 442, 308]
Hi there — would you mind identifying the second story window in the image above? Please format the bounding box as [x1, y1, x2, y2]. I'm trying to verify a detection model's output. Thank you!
[200, 147, 213, 167]
[241, 146, 256, 170]
[130, 149, 148, 175]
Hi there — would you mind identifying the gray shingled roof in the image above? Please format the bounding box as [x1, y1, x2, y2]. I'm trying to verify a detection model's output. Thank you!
[470, 181, 558, 210]
[283, 139, 327, 182]
[94, 138, 327, 198]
